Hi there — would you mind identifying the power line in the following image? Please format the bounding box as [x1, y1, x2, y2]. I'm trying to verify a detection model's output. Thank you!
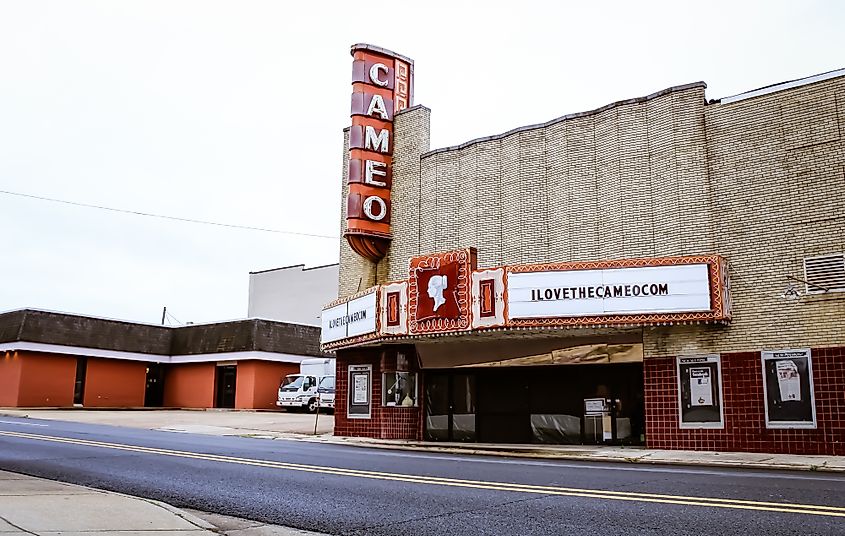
[165, 310, 183, 326]
[0, 189, 340, 240]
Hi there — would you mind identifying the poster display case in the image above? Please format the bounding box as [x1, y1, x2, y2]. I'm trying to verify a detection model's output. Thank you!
[677, 355, 724, 429]
[761, 349, 816, 429]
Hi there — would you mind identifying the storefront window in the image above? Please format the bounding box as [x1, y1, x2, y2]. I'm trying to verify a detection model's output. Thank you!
[383, 371, 418, 407]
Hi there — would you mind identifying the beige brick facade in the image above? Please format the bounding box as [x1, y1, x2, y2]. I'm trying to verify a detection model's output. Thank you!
[339, 75, 845, 357]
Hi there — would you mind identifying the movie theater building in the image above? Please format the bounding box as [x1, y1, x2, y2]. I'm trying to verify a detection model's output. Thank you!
[322, 44, 845, 455]
[0, 309, 324, 409]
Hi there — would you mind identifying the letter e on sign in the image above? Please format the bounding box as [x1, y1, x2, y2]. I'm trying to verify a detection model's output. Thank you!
[365, 160, 388, 187]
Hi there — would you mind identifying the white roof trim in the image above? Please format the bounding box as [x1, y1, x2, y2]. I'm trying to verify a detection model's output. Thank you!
[720, 68, 845, 104]
[0, 341, 310, 365]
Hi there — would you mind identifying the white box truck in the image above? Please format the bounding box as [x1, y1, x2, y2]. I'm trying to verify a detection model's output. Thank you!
[276, 358, 335, 413]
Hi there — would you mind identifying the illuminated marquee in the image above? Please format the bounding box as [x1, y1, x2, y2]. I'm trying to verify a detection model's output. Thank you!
[345, 44, 414, 262]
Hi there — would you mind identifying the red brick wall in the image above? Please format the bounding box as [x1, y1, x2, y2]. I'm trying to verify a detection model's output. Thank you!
[334, 349, 423, 440]
[645, 346, 845, 454]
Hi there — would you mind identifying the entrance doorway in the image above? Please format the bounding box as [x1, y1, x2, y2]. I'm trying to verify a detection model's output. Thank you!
[144, 364, 165, 407]
[424, 364, 644, 445]
[73, 357, 87, 406]
[425, 373, 476, 442]
[215, 365, 237, 408]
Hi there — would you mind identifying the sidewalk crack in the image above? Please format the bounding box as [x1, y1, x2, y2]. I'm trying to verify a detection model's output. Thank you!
[0, 514, 38, 535]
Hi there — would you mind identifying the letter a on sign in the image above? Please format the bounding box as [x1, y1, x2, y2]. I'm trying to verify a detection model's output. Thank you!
[367, 94, 389, 120]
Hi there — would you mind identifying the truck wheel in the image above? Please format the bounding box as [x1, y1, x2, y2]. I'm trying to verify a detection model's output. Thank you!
[307, 398, 319, 414]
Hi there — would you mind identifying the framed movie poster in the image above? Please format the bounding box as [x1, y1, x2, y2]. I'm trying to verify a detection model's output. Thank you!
[677, 355, 725, 429]
[761, 349, 816, 429]
[348, 364, 372, 419]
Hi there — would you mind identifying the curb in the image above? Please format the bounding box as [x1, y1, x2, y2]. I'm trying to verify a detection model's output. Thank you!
[283, 435, 845, 474]
[131, 496, 218, 530]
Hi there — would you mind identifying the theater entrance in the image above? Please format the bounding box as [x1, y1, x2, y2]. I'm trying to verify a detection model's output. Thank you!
[424, 364, 643, 444]
[419, 334, 645, 445]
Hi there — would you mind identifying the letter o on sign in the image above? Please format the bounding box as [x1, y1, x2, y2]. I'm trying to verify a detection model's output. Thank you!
[363, 195, 387, 221]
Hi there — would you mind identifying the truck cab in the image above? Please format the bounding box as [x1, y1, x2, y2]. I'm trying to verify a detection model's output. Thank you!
[276, 374, 320, 413]
[276, 358, 336, 413]
[317, 375, 335, 411]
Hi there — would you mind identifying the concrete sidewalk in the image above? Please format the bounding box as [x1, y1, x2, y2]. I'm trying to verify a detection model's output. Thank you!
[0, 470, 322, 536]
[3, 408, 845, 473]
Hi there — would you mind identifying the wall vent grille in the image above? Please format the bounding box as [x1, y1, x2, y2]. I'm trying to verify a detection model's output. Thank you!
[803, 254, 845, 294]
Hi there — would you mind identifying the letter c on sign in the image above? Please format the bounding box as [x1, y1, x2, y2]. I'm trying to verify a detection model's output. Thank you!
[369, 63, 389, 87]
[362, 196, 387, 221]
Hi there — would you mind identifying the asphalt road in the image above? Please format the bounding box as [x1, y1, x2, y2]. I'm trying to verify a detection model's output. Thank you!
[1, 416, 844, 535]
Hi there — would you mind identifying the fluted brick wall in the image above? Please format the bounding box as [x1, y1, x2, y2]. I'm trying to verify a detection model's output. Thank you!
[405, 84, 714, 281]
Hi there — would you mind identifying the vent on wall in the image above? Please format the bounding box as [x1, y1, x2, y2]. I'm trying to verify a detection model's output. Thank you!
[804, 254, 845, 294]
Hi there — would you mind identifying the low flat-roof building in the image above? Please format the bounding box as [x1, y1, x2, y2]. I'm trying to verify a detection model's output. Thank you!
[322, 44, 844, 454]
[0, 309, 324, 409]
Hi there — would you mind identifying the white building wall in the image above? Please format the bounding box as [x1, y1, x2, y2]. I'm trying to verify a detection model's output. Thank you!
[248, 264, 339, 326]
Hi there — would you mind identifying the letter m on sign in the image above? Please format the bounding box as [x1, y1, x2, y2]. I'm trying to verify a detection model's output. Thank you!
[364, 126, 390, 153]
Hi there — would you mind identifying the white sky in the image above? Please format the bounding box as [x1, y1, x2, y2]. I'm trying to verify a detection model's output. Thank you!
[1, 1, 843, 325]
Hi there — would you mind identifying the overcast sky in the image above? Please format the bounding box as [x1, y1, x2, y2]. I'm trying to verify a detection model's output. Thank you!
[1, 1, 842, 325]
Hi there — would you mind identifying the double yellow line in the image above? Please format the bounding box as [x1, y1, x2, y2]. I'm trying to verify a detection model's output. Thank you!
[2, 429, 844, 518]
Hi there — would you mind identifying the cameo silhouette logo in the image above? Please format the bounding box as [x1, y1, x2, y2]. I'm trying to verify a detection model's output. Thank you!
[415, 262, 459, 321]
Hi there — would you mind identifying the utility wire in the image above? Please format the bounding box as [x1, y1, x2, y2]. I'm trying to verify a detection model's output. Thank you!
[165, 310, 183, 326]
[0, 189, 340, 240]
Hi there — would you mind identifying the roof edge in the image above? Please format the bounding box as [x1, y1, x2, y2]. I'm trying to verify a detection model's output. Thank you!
[350, 43, 414, 65]
[718, 67, 845, 105]
[422, 82, 707, 158]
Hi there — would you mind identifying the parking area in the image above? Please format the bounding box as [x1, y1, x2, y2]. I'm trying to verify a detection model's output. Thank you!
[0, 408, 334, 437]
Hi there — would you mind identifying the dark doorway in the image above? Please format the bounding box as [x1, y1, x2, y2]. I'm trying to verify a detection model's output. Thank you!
[215, 365, 237, 409]
[424, 373, 476, 442]
[73, 357, 88, 406]
[144, 364, 165, 407]
[424, 363, 644, 445]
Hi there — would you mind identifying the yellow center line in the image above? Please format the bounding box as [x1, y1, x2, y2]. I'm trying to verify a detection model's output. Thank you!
[1, 430, 843, 518]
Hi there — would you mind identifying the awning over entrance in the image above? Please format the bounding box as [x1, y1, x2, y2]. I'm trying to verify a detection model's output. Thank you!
[416, 331, 643, 369]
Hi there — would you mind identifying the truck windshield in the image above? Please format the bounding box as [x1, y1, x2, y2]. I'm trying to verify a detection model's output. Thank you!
[281, 376, 304, 389]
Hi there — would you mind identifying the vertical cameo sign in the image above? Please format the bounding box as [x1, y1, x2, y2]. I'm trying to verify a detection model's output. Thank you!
[346, 44, 414, 262]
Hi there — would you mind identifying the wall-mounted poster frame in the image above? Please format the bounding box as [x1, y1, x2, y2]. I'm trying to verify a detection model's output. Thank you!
[761, 349, 816, 429]
[348, 364, 372, 419]
[677, 354, 725, 429]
